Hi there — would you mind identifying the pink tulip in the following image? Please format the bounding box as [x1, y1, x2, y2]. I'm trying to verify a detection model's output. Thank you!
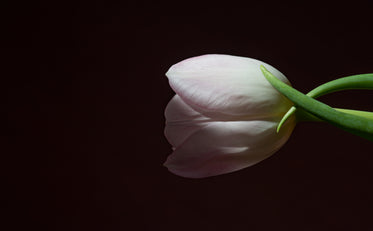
[164, 54, 296, 178]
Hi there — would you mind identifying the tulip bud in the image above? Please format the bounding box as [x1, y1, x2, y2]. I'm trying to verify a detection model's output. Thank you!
[164, 54, 296, 178]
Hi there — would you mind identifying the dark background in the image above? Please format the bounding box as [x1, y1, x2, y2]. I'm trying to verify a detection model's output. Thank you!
[4, 1, 373, 230]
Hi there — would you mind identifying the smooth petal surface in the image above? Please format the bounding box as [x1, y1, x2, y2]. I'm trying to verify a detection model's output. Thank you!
[164, 117, 295, 178]
[164, 95, 210, 148]
[166, 54, 292, 119]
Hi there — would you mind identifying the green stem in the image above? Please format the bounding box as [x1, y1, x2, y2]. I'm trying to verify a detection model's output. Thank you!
[296, 108, 373, 122]
[277, 73, 373, 132]
[260, 65, 373, 141]
[335, 108, 373, 121]
[307, 74, 373, 98]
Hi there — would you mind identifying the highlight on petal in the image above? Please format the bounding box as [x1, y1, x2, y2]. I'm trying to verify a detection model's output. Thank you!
[164, 117, 296, 178]
[166, 54, 292, 119]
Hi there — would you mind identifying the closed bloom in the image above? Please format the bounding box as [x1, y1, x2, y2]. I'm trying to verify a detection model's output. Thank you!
[164, 54, 296, 178]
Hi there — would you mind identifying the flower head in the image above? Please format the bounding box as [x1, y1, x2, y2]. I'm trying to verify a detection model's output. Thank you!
[164, 54, 296, 178]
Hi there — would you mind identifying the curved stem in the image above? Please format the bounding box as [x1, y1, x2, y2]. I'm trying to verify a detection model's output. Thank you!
[277, 73, 373, 132]
[307, 73, 373, 98]
[261, 65, 373, 141]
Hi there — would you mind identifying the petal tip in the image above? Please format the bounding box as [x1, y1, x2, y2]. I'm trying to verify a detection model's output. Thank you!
[165, 66, 174, 79]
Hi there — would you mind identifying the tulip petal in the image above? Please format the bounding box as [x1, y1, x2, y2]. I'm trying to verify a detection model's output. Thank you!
[166, 54, 292, 119]
[164, 118, 295, 178]
[164, 95, 210, 148]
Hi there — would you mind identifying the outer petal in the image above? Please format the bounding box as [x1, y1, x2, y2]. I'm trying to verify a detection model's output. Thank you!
[166, 54, 292, 119]
[164, 95, 210, 148]
[164, 117, 295, 178]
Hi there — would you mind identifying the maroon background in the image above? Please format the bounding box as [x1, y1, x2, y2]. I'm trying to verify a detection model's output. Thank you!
[4, 1, 373, 230]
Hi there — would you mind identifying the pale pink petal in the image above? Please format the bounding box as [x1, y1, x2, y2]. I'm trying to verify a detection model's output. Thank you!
[164, 118, 295, 178]
[164, 95, 210, 148]
[166, 54, 292, 119]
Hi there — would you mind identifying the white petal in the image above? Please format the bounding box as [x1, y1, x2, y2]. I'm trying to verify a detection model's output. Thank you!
[164, 118, 295, 178]
[164, 95, 210, 148]
[166, 54, 292, 119]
